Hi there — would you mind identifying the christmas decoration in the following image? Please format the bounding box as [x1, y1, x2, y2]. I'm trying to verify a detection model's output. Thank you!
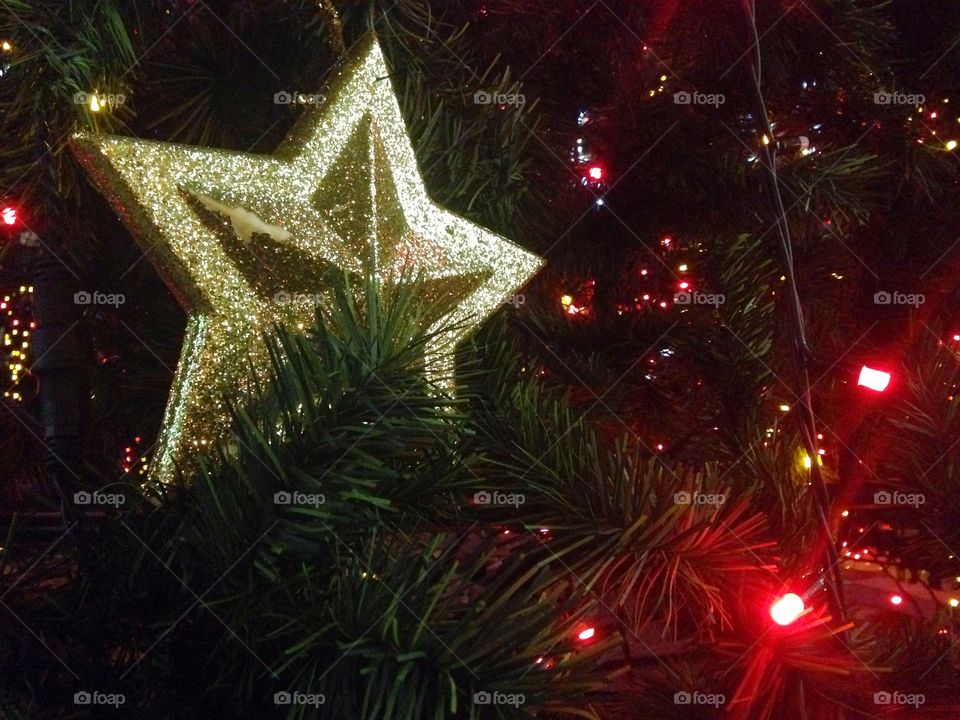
[770, 593, 805, 626]
[72, 34, 542, 482]
[857, 365, 892, 392]
[6, 2, 960, 718]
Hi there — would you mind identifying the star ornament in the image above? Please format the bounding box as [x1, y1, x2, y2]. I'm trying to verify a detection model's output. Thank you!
[71, 34, 543, 483]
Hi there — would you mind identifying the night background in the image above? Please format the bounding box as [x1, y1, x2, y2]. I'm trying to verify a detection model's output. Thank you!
[2, 0, 960, 717]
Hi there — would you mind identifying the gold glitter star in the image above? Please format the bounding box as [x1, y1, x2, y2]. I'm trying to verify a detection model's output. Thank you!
[71, 34, 543, 483]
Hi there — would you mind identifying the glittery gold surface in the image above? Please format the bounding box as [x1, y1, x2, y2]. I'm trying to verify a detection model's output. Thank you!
[71, 34, 543, 483]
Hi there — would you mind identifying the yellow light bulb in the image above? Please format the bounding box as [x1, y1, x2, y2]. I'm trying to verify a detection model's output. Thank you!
[89, 94, 102, 112]
[950, 598, 959, 608]
[947, 140, 958, 151]
[779, 404, 790, 412]
[802, 454, 812, 469]
[1, 41, 11, 52]
[560, 294, 573, 306]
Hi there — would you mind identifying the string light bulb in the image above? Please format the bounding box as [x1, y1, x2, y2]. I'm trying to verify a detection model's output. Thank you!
[770, 593, 805, 625]
[858, 365, 891, 392]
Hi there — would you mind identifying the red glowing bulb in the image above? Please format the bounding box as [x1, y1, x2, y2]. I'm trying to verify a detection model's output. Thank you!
[770, 593, 805, 625]
[890, 595, 903, 606]
[678, 281, 689, 290]
[1, 207, 17, 225]
[587, 166, 604, 181]
[577, 626, 596, 641]
[857, 365, 891, 392]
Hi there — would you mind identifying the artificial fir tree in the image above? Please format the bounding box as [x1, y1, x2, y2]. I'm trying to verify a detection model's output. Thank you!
[2, 1, 960, 718]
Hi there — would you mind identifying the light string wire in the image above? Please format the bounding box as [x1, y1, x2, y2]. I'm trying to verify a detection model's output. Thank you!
[740, 0, 848, 623]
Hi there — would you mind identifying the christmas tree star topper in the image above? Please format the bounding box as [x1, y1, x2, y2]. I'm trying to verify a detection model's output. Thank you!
[71, 34, 543, 482]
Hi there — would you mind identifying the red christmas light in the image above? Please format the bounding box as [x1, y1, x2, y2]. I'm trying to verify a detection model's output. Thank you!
[587, 165, 604, 181]
[890, 594, 903, 606]
[576, 626, 596, 642]
[770, 592, 804, 625]
[1, 207, 17, 225]
[857, 365, 891, 392]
